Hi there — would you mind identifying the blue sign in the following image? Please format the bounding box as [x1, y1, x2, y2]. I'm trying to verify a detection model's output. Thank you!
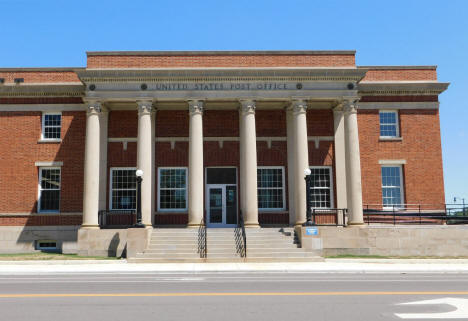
[305, 227, 318, 236]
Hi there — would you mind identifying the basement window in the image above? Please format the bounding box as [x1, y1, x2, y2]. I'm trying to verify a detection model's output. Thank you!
[35, 240, 58, 251]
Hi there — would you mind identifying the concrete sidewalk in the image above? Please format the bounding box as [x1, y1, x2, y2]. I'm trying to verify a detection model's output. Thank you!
[0, 258, 468, 274]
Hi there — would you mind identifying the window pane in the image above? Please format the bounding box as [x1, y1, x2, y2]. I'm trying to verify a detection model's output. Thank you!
[159, 168, 187, 210]
[40, 190, 60, 211]
[111, 169, 137, 210]
[379, 111, 398, 137]
[257, 168, 284, 209]
[39, 168, 61, 212]
[43, 114, 61, 139]
[309, 167, 332, 208]
[381, 166, 403, 206]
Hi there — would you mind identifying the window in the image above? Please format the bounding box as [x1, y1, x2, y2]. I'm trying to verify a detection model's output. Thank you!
[257, 167, 285, 210]
[308, 167, 333, 209]
[381, 166, 404, 208]
[38, 167, 61, 212]
[379, 110, 399, 138]
[110, 168, 137, 210]
[158, 168, 187, 211]
[42, 113, 62, 140]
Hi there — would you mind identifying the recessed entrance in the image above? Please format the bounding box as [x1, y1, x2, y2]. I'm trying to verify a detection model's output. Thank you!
[205, 167, 237, 227]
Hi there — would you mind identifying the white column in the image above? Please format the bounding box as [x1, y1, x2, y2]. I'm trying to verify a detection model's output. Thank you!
[137, 100, 154, 227]
[98, 109, 109, 212]
[286, 108, 296, 225]
[290, 100, 309, 226]
[82, 101, 102, 228]
[187, 100, 204, 227]
[239, 100, 259, 227]
[333, 106, 347, 225]
[344, 99, 364, 225]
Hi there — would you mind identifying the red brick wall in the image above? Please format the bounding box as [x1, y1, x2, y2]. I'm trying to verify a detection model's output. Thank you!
[359, 109, 445, 209]
[204, 110, 238, 137]
[0, 111, 85, 216]
[0, 215, 82, 226]
[361, 68, 437, 81]
[307, 109, 334, 136]
[87, 54, 356, 69]
[256, 110, 286, 136]
[156, 110, 188, 137]
[108, 110, 138, 137]
[0, 71, 80, 83]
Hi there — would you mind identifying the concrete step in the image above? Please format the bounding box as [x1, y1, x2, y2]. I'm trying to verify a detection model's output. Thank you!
[137, 253, 202, 259]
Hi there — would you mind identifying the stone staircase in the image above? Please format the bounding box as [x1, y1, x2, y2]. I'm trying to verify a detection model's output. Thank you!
[245, 228, 322, 262]
[128, 227, 322, 263]
[128, 228, 203, 263]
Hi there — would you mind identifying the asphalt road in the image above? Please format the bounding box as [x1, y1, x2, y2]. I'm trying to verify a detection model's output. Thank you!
[0, 272, 467, 321]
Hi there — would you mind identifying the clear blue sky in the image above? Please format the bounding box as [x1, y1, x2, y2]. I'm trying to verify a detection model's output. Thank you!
[1, 0, 467, 204]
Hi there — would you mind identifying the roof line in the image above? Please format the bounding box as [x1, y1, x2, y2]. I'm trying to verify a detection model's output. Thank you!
[86, 50, 357, 56]
[358, 65, 437, 70]
[0, 67, 85, 72]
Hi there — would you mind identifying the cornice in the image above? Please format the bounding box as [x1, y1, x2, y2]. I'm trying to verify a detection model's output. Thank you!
[76, 68, 367, 83]
[0, 84, 85, 97]
[358, 82, 449, 96]
[87, 50, 356, 56]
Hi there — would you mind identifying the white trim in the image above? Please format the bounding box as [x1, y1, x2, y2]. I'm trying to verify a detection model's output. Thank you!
[41, 112, 62, 141]
[381, 165, 405, 209]
[35, 161, 63, 167]
[257, 166, 286, 211]
[0, 104, 85, 112]
[157, 167, 188, 212]
[309, 166, 334, 209]
[359, 102, 439, 110]
[379, 110, 400, 138]
[379, 159, 407, 165]
[37, 167, 61, 213]
[109, 167, 137, 211]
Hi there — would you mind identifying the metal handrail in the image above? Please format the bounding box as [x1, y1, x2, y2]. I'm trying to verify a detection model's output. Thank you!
[307, 208, 348, 226]
[98, 210, 135, 228]
[197, 217, 207, 258]
[234, 210, 247, 258]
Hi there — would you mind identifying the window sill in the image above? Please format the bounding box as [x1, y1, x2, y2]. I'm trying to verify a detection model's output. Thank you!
[38, 139, 62, 144]
[379, 137, 403, 142]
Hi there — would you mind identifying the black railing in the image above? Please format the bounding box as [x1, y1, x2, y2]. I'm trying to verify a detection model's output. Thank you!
[308, 208, 348, 226]
[197, 217, 207, 258]
[234, 210, 247, 258]
[98, 210, 136, 228]
[363, 204, 468, 225]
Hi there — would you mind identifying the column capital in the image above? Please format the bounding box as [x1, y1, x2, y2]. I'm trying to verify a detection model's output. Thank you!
[86, 101, 107, 114]
[239, 99, 256, 114]
[288, 99, 307, 114]
[188, 100, 204, 115]
[342, 98, 360, 114]
[137, 100, 154, 115]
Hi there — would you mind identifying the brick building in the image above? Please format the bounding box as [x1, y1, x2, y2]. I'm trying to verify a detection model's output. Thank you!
[0, 50, 448, 255]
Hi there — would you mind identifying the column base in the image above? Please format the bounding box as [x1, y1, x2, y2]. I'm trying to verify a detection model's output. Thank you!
[347, 222, 365, 226]
[187, 223, 202, 228]
[80, 225, 100, 229]
[244, 223, 260, 228]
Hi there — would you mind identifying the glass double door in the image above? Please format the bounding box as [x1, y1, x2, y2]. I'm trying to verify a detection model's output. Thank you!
[206, 184, 237, 227]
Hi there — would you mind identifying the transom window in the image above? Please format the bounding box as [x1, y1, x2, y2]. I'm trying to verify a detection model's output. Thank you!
[38, 167, 61, 212]
[257, 167, 285, 210]
[42, 113, 62, 140]
[308, 167, 333, 209]
[379, 110, 399, 138]
[158, 168, 188, 211]
[381, 166, 404, 208]
[110, 168, 136, 210]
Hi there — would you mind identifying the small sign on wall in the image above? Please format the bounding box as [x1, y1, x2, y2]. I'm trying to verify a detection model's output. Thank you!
[305, 227, 318, 236]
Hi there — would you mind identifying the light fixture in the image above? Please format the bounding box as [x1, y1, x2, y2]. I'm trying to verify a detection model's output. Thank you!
[136, 169, 144, 177]
[304, 168, 311, 176]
